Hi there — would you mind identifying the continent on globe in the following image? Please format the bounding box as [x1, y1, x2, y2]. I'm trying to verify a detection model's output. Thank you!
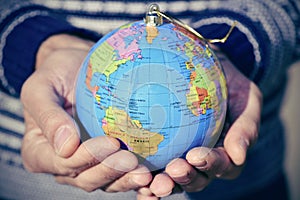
[146, 26, 159, 43]
[89, 25, 143, 82]
[102, 106, 164, 158]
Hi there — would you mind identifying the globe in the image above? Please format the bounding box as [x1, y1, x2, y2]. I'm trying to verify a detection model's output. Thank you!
[75, 19, 227, 170]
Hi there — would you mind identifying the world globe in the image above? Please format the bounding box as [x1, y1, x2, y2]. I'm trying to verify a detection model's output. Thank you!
[75, 10, 227, 170]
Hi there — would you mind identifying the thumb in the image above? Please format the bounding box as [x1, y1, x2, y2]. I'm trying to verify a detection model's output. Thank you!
[224, 83, 262, 166]
[224, 115, 254, 166]
[42, 107, 80, 157]
[21, 72, 80, 158]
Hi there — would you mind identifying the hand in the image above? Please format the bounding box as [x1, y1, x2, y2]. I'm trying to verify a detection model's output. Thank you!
[136, 49, 262, 199]
[21, 34, 152, 192]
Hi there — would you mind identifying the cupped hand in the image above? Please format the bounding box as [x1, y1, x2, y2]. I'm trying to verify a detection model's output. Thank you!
[137, 49, 262, 199]
[21, 34, 152, 192]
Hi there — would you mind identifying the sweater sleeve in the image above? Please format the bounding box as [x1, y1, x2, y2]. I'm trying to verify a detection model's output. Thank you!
[190, 0, 300, 91]
[0, 3, 100, 97]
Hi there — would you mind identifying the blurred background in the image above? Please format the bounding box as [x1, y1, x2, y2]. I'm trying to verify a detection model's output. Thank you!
[282, 60, 300, 200]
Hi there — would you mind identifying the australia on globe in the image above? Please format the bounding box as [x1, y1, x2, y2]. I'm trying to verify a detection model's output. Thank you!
[75, 6, 227, 170]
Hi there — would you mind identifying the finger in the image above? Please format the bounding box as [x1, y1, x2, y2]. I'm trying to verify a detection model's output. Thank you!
[149, 173, 174, 197]
[165, 158, 209, 192]
[104, 165, 152, 192]
[186, 147, 242, 179]
[225, 82, 262, 166]
[137, 189, 159, 200]
[55, 150, 138, 192]
[58, 136, 120, 175]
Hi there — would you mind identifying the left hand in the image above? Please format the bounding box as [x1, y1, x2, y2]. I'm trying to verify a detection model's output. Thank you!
[136, 50, 262, 199]
[21, 34, 153, 193]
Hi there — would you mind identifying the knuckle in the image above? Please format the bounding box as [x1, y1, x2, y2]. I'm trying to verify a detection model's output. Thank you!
[38, 109, 60, 135]
[38, 109, 73, 142]
[53, 159, 79, 177]
[103, 167, 124, 181]
[53, 161, 66, 175]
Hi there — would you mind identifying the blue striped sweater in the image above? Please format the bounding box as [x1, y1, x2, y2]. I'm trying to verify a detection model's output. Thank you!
[0, 0, 299, 199]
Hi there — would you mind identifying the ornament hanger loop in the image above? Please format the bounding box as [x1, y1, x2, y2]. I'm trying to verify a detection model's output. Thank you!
[145, 3, 237, 44]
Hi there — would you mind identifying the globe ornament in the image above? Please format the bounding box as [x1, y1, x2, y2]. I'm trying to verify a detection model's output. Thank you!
[75, 4, 235, 170]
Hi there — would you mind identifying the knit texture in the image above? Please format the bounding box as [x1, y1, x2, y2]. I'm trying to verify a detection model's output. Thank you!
[0, 1, 299, 199]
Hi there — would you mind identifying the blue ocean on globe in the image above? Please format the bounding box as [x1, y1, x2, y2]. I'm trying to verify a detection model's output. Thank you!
[75, 20, 227, 170]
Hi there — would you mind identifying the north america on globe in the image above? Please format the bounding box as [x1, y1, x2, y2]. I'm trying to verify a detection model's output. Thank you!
[76, 19, 227, 170]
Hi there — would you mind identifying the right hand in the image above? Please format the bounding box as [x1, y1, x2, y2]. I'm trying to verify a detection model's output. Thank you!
[21, 34, 152, 192]
[136, 48, 262, 199]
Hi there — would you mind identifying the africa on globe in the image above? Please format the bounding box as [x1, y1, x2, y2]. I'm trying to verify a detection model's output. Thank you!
[75, 4, 228, 170]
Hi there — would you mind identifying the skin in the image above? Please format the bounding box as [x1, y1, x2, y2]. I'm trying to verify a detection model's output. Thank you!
[20, 34, 262, 199]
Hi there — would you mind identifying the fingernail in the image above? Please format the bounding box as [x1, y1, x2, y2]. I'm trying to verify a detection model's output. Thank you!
[188, 155, 207, 168]
[195, 159, 207, 168]
[186, 147, 209, 167]
[54, 126, 73, 154]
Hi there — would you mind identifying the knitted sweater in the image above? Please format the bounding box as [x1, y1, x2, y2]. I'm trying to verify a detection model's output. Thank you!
[0, 0, 299, 199]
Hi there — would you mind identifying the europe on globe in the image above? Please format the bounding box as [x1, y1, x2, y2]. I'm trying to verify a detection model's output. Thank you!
[75, 4, 228, 170]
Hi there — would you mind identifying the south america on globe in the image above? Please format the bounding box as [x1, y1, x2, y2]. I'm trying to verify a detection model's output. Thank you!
[75, 4, 228, 170]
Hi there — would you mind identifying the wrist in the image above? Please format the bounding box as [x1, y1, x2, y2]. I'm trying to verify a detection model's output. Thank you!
[36, 34, 94, 68]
